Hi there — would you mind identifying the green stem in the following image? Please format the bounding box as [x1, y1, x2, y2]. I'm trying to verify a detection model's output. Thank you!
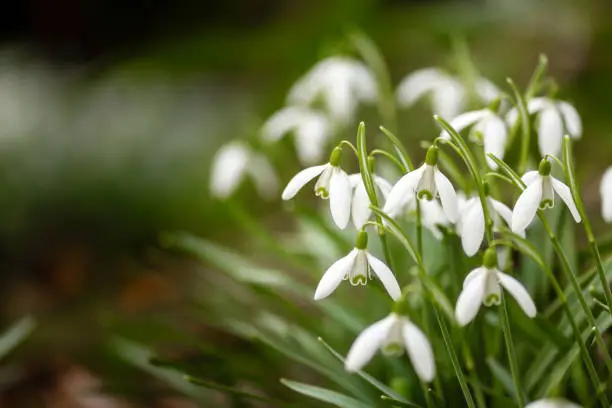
[562, 136, 612, 317]
[369, 149, 408, 173]
[506, 78, 531, 176]
[379, 126, 414, 171]
[499, 295, 525, 407]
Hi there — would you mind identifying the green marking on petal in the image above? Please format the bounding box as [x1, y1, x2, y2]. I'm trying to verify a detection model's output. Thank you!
[417, 190, 434, 201]
[316, 188, 329, 199]
[349, 274, 368, 286]
[484, 294, 501, 307]
[539, 199, 553, 210]
[382, 342, 404, 357]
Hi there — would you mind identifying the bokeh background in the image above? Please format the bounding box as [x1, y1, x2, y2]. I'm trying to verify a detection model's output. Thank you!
[0, 0, 611, 406]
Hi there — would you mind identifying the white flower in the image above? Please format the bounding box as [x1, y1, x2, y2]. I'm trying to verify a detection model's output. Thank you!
[457, 195, 513, 257]
[261, 106, 332, 165]
[525, 399, 581, 408]
[396, 67, 500, 119]
[440, 108, 507, 169]
[210, 142, 278, 199]
[511, 160, 581, 233]
[288, 57, 377, 124]
[345, 313, 435, 382]
[314, 231, 401, 300]
[506, 97, 582, 156]
[383, 147, 459, 223]
[348, 173, 393, 229]
[600, 167, 612, 223]
[282, 148, 351, 229]
[455, 249, 536, 326]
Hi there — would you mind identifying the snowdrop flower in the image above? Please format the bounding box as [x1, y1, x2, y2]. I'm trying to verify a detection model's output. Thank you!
[288, 57, 377, 124]
[261, 106, 332, 165]
[600, 167, 612, 223]
[345, 308, 435, 382]
[506, 97, 582, 156]
[282, 147, 351, 229]
[348, 173, 392, 229]
[384, 146, 458, 223]
[440, 105, 507, 169]
[210, 141, 278, 199]
[396, 67, 500, 119]
[457, 191, 514, 257]
[512, 158, 581, 233]
[314, 231, 401, 300]
[455, 248, 536, 326]
[525, 399, 581, 408]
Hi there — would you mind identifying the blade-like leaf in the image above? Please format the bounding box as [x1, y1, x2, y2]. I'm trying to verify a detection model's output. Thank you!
[281, 379, 373, 408]
[0, 316, 36, 362]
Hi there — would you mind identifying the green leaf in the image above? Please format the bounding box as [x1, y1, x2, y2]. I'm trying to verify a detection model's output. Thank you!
[0, 316, 36, 361]
[185, 376, 286, 404]
[486, 357, 524, 403]
[281, 379, 373, 408]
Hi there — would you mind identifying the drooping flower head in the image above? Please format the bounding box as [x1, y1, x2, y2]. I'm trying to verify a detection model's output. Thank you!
[440, 101, 508, 169]
[348, 172, 393, 229]
[455, 248, 536, 326]
[384, 146, 459, 223]
[261, 106, 332, 165]
[345, 297, 435, 382]
[512, 158, 581, 233]
[525, 399, 581, 408]
[314, 231, 401, 300]
[210, 141, 278, 199]
[282, 147, 351, 229]
[396, 67, 500, 119]
[599, 167, 612, 223]
[506, 97, 582, 157]
[288, 57, 377, 124]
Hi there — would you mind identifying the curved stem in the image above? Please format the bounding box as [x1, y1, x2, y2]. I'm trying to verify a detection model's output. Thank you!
[379, 126, 414, 171]
[369, 149, 408, 173]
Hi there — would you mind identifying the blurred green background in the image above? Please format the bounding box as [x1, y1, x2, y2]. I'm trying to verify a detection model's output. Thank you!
[0, 0, 611, 406]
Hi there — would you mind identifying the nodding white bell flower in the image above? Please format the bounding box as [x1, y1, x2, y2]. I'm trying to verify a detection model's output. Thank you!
[314, 231, 401, 300]
[439, 105, 507, 169]
[348, 173, 393, 229]
[210, 141, 278, 199]
[282, 147, 351, 229]
[383, 146, 459, 223]
[600, 167, 612, 223]
[511, 159, 581, 233]
[506, 97, 582, 157]
[383, 190, 449, 240]
[261, 106, 332, 165]
[455, 248, 536, 326]
[525, 399, 581, 408]
[457, 192, 514, 257]
[345, 308, 435, 382]
[396, 67, 500, 119]
[287, 57, 377, 124]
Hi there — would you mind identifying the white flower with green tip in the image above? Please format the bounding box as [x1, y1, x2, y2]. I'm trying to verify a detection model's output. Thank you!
[345, 299, 435, 382]
[348, 173, 393, 229]
[511, 158, 581, 233]
[314, 231, 400, 301]
[282, 147, 351, 229]
[455, 248, 536, 326]
[600, 167, 612, 223]
[384, 146, 458, 223]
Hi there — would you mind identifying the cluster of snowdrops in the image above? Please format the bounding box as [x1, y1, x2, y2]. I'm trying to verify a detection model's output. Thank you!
[210, 51, 612, 408]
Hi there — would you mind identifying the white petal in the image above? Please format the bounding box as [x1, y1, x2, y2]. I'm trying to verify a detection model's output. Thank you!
[455, 269, 487, 326]
[351, 181, 372, 229]
[348, 173, 363, 187]
[434, 170, 459, 223]
[248, 153, 279, 199]
[525, 398, 582, 408]
[498, 271, 537, 318]
[482, 115, 507, 169]
[463, 267, 485, 289]
[601, 167, 612, 223]
[512, 179, 542, 232]
[260, 106, 304, 142]
[281, 164, 328, 200]
[521, 171, 539, 186]
[431, 79, 465, 119]
[460, 200, 485, 256]
[383, 166, 425, 216]
[401, 320, 436, 382]
[551, 177, 582, 223]
[439, 109, 488, 139]
[505, 107, 519, 127]
[537, 107, 563, 156]
[488, 198, 513, 227]
[294, 113, 331, 165]
[314, 249, 357, 300]
[373, 175, 393, 198]
[210, 143, 250, 199]
[345, 315, 396, 372]
[474, 77, 501, 103]
[527, 97, 551, 113]
[329, 168, 352, 229]
[366, 253, 401, 301]
[557, 101, 582, 139]
[396, 68, 448, 107]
